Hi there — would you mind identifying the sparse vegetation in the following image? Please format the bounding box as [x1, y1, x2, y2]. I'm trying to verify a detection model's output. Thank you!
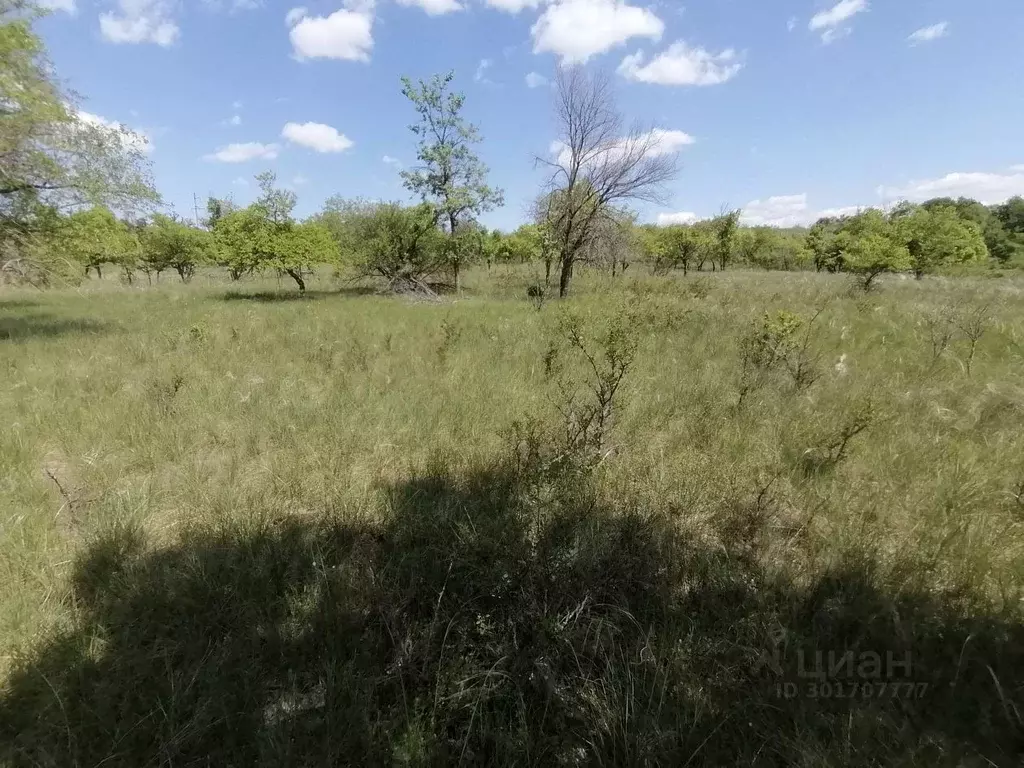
[3, 7, 1024, 766]
[2, 267, 1024, 765]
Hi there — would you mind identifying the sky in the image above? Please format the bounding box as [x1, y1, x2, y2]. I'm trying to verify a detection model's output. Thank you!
[35, 0, 1024, 230]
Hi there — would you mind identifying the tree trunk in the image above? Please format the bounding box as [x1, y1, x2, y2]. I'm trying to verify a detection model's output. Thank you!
[545, 257, 552, 285]
[453, 261, 460, 292]
[558, 256, 573, 298]
[286, 268, 306, 293]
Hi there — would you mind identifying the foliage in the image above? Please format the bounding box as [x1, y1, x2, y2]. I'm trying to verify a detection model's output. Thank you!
[61, 206, 138, 279]
[141, 214, 214, 282]
[345, 202, 444, 287]
[400, 71, 503, 290]
[1, 269, 1023, 765]
[0, 1, 157, 279]
[213, 172, 336, 292]
[894, 203, 988, 277]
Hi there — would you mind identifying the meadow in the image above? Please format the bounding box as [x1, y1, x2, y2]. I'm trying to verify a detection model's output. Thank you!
[1, 266, 1023, 765]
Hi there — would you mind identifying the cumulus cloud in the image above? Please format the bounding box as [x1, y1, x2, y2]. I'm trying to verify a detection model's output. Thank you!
[808, 0, 867, 44]
[550, 127, 693, 168]
[287, 2, 374, 61]
[285, 6, 307, 24]
[282, 121, 354, 153]
[878, 168, 1024, 205]
[657, 211, 699, 226]
[100, 0, 179, 46]
[740, 194, 867, 227]
[39, 0, 76, 13]
[618, 42, 742, 86]
[908, 21, 949, 45]
[531, 0, 663, 64]
[525, 71, 549, 88]
[382, 155, 402, 166]
[205, 142, 280, 163]
[77, 110, 152, 154]
[396, 0, 462, 14]
[484, 0, 544, 11]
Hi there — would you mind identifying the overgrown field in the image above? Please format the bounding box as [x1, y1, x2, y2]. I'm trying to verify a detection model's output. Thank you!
[2, 268, 1023, 765]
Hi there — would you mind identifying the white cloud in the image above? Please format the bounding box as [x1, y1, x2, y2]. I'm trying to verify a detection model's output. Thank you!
[204, 142, 280, 163]
[908, 21, 949, 45]
[222, 114, 242, 126]
[550, 127, 693, 167]
[531, 0, 664, 64]
[382, 155, 402, 166]
[786, 16, 797, 32]
[808, 0, 867, 43]
[292, 174, 309, 186]
[741, 194, 812, 227]
[396, 0, 462, 13]
[287, 4, 374, 61]
[525, 71, 549, 88]
[39, 0, 76, 13]
[282, 121, 354, 153]
[100, 0, 179, 46]
[809, 0, 866, 31]
[77, 110, 152, 154]
[232, 176, 249, 187]
[285, 6, 307, 25]
[657, 211, 699, 226]
[475, 58, 493, 83]
[485, 0, 544, 11]
[878, 169, 1024, 205]
[1011, 164, 1024, 173]
[618, 41, 742, 86]
[232, 100, 243, 109]
[740, 194, 867, 227]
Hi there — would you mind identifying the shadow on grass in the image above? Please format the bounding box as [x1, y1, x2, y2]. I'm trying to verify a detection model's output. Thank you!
[220, 286, 377, 303]
[1, 460, 1021, 766]
[0, 314, 113, 342]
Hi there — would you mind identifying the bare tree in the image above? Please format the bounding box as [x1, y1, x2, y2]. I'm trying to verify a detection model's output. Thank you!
[536, 66, 678, 297]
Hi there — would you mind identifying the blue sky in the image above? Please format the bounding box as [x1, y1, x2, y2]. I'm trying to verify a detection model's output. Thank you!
[36, 0, 1024, 230]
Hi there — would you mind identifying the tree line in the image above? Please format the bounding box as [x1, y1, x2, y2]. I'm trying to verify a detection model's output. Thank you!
[3, 3, 1023, 296]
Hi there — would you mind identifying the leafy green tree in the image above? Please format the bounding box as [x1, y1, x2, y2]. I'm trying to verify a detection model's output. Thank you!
[735, 227, 783, 270]
[709, 210, 741, 271]
[1, 1, 157, 279]
[895, 204, 987, 277]
[806, 217, 845, 272]
[994, 196, 1024, 235]
[215, 173, 335, 292]
[142, 215, 214, 282]
[61, 206, 137, 279]
[345, 202, 444, 287]
[836, 210, 910, 290]
[400, 71, 503, 291]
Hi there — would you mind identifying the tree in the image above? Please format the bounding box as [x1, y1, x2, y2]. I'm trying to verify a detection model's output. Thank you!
[214, 172, 335, 292]
[400, 72, 503, 291]
[142, 214, 214, 282]
[736, 226, 783, 270]
[709, 209, 741, 271]
[895, 204, 987, 277]
[994, 196, 1024, 235]
[538, 67, 678, 297]
[836, 210, 910, 290]
[1, 1, 157, 279]
[61, 206, 137, 279]
[806, 217, 845, 272]
[345, 202, 444, 288]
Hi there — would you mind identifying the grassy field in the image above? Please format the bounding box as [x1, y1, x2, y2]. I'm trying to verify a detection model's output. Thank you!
[2, 266, 1023, 765]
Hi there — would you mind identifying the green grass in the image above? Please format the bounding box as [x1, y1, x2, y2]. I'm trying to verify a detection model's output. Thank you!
[2, 266, 1023, 765]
